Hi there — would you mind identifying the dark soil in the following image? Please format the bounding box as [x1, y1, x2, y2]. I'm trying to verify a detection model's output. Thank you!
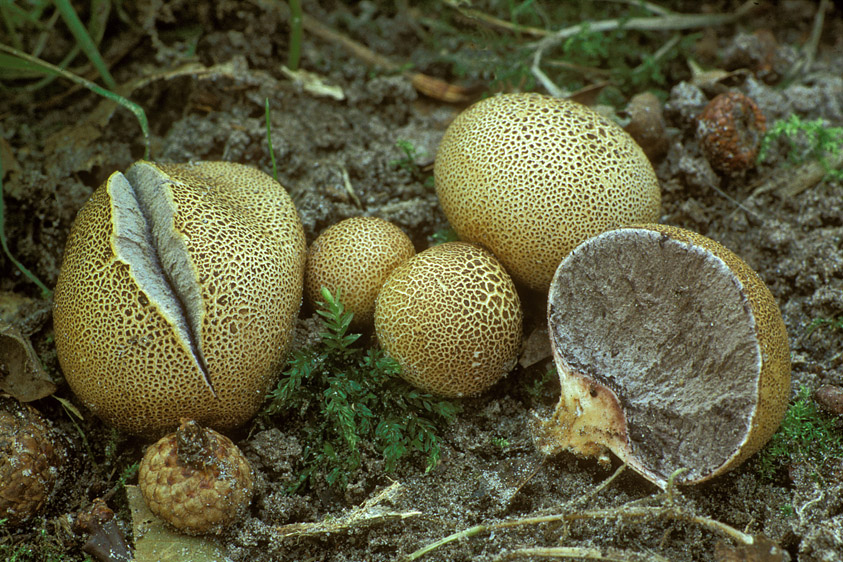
[2, 1, 842, 561]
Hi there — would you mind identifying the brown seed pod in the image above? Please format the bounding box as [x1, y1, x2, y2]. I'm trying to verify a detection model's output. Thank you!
[305, 217, 415, 328]
[374, 242, 523, 397]
[0, 396, 65, 525]
[138, 419, 254, 535]
[435, 92, 661, 292]
[696, 91, 767, 174]
[537, 224, 791, 487]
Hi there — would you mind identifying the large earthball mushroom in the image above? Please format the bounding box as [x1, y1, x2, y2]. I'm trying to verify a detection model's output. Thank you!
[435, 93, 661, 292]
[53, 161, 306, 436]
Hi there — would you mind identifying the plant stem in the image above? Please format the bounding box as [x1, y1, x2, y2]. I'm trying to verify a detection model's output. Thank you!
[0, 154, 53, 297]
[287, 0, 303, 70]
[0, 43, 150, 159]
[265, 98, 278, 181]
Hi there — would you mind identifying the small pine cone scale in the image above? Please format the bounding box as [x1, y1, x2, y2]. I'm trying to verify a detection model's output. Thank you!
[0, 396, 66, 525]
[138, 419, 254, 535]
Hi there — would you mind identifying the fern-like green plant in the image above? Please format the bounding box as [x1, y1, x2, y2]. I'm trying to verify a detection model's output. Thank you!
[759, 114, 843, 180]
[265, 288, 458, 490]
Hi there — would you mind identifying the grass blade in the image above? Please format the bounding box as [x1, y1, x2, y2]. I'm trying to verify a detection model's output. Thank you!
[0, 43, 150, 159]
[52, 0, 116, 89]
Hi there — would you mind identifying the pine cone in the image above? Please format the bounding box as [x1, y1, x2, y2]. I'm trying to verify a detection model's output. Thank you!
[0, 396, 65, 525]
[138, 419, 254, 535]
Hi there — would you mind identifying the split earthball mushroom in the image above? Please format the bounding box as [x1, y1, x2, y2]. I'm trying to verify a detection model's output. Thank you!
[435, 93, 661, 292]
[537, 224, 791, 487]
[53, 161, 306, 436]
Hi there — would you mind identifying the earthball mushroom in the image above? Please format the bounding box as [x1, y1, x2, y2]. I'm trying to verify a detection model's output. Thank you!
[305, 216, 415, 328]
[374, 242, 522, 398]
[53, 161, 306, 436]
[435, 92, 661, 292]
[536, 224, 791, 487]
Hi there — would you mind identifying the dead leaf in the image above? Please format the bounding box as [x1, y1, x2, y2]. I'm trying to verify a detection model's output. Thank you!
[127, 485, 233, 562]
[519, 326, 552, 368]
[0, 320, 56, 401]
[280, 66, 345, 100]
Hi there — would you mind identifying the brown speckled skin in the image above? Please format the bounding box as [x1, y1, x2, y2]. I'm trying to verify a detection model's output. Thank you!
[53, 161, 306, 436]
[435, 93, 661, 292]
[138, 422, 253, 535]
[306, 217, 415, 327]
[375, 242, 522, 398]
[696, 92, 767, 174]
[636, 224, 791, 478]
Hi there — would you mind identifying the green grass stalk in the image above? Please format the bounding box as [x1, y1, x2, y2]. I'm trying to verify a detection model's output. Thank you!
[0, 44, 150, 159]
[0, 154, 53, 298]
[53, 0, 116, 89]
[265, 98, 279, 181]
[287, 0, 303, 70]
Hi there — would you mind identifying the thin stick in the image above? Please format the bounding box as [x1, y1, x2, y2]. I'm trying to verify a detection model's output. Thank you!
[785, 0, 830, 82]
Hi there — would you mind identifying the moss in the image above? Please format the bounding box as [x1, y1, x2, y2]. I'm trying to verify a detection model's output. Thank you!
[263, 288, 458, 490]
[758, 385, 843, 481]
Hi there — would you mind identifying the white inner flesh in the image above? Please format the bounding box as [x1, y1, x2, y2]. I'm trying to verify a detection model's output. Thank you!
[109, 164, 212, 392]
[547, 228, 761, 483]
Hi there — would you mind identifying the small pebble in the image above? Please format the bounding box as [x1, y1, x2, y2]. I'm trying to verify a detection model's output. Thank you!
[814, 384, 843, 416]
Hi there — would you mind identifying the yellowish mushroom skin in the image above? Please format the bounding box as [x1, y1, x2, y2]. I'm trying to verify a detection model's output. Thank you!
[435, 93, 662, 292]
[374, 242, 523, 398]
[53, 161, 305, 436]
[636, 224, 791, 479]
[305, 217, 415, 328]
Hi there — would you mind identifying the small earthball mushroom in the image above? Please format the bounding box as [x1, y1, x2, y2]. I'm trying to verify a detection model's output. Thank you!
[0, 396, 65, 525]
[305, 216, 415, 327]
[536, 224, 791, 487]
[435, 92, 661, 292]
[53, 161, 306, 436]
[374, 242, 522, 398]
[138, 419, 253, 535]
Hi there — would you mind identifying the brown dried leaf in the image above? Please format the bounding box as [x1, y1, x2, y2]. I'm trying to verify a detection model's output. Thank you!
[0, 320, 56, 401]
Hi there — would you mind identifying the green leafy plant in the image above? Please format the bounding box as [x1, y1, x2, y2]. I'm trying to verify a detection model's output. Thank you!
[805, 315, 843, 337]
[759, 385, 843, 480]
[759, 114, 843, 180]
[430, 227, 459, 246]
[390, 139, 425, 175]
[264, 288, 458, 490]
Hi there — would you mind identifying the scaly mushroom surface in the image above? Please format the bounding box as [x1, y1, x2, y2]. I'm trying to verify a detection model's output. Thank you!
[375, 242, 522, 398]
[305, 216, 415, 327]
[53, 161, 305, 436]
